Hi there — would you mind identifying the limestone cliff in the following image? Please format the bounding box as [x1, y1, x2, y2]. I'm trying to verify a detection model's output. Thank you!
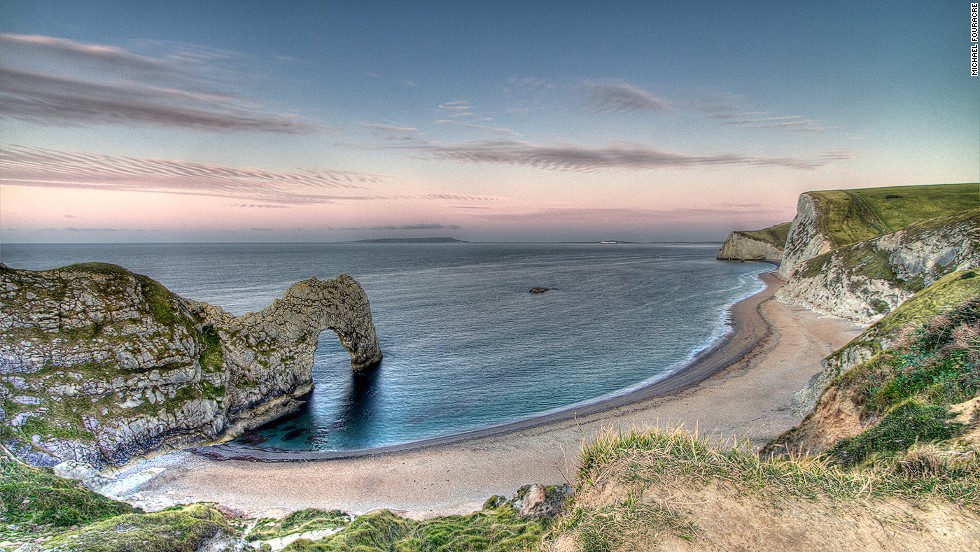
[775, 210, 979, 324]
[0, 263, 382, 468]
[776, 193, 837, 278]
[716, 222, 790, 263]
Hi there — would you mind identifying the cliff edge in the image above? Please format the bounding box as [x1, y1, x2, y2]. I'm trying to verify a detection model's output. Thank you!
[0, 263, 382, 468]
[716, 222, 790, 263]
[772, 183, 978, 322]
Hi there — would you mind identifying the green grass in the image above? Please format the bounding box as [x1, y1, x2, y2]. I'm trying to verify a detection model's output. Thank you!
[774, 277, 979, 471]
[576, 426, 979, 509]
[284, 504, 548, 551]
[809, 183, 978, 248]
[0, 458, 136, 536]
[42, 504, 235, 552]
[198, 323, 225, 373]
[795, 210, 978, 289]
[827, 401, 965, 468]
[737, 221, 792, 248]
[849, 294, 979, 417]
[873, 270, 980, 336]
[248, 508, 350, 542]
[559, 491, 697, 552]
[846, 183, 979, 234]
[810, 189, 891, 247]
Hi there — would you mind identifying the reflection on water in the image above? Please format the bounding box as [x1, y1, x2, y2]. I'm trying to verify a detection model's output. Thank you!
[331, 363, 382, 446]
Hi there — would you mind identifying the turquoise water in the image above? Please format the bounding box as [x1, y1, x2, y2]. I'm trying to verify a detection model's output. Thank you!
[0, 243, 768, 451]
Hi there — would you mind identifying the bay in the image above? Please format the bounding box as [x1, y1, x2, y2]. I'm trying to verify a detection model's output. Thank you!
[0, 242, 768, 451]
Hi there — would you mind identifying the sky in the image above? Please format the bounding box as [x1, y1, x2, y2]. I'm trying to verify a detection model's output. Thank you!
[0, 1, 977, 243]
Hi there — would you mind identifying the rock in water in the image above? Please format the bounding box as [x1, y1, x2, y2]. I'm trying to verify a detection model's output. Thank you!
[0, 263, 382, 468]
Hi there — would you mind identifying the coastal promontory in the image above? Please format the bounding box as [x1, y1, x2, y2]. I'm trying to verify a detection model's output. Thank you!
[0, 263, 382, 468]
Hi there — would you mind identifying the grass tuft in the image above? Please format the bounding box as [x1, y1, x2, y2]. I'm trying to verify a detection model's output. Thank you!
[284, 505, 547, 551]
[0, 458, 136, 537]
[42, 503, 234, 552]
[247, 508, 350, 542]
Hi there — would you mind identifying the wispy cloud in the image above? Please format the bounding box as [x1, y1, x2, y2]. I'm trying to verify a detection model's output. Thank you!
[435, 120, 517, 137]
[360, 122, 421, 141]
[695, 92, 823, 132]
[0, 146, 381, 204]
[438, 101, 473, 111]
[579, 80, 670, 112]
[473, 205, 784, 224]
[0, 33, 319, 133]
[419, 140, 848, 171]
[420, 193, 507, 202]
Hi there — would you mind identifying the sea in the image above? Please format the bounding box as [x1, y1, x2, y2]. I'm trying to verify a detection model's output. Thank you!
[0, 242, 769, 452]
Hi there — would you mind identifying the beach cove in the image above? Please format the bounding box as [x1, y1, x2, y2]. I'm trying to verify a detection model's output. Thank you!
[114, 272, 863, 518]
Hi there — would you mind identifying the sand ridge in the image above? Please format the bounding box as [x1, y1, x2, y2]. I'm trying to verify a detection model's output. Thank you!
[120, 272, 863, 518]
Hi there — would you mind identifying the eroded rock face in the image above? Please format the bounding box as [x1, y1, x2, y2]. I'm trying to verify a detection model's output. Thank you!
[716, 232, 783, 263]
[776, 211, 979, 324]
[0, 263, 382, 468]
[777, 193, 834, 278]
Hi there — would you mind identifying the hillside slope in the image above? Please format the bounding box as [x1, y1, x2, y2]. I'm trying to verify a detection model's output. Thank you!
[777, 183, 977, 279]
[769, 270, 979, 460]
[775, 210, 979, 323]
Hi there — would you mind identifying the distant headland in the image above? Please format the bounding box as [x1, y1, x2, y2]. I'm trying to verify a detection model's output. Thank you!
[351, 236, 467, 243]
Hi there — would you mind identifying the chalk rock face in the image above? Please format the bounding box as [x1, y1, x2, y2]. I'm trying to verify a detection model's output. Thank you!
[0, 263, 382, 468]
[716, 232, 783, 263]
[775, 210, 979, 324]
[777, 193, 835, 278]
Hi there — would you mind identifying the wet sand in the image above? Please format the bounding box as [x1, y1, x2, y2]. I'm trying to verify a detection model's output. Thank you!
[122, 271, 863, 518]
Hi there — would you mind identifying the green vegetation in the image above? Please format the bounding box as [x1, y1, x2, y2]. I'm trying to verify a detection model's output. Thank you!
[61, 262, 135, 277]
[795, 210, 978, 290]
[860, 298, 979, 414]
[198, 324, 225, 373]
[43, 504, 235, 552]
[575, 426, 977, 503]
[285, 505, 548, 551]
[558, 488, 697, 552]
[738, 221, 791, 248]
[873, 269, 980, 335]
[138, 274, 179, 326]
[556, 421, 980, 549]
[0, 458, 135, 537]
[773, 272, 979, 472]
[828, 401, 964, 467]
[844, 183, 978, 234]
[248, 508, 350, 542]
[810, 182, 978, 248]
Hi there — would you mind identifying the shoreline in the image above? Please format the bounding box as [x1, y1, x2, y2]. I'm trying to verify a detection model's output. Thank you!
[195, 270, 781, 463]
[118, 270, 864, 517]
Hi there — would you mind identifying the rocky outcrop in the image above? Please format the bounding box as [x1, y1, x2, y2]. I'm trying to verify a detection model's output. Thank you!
[484, 484, 574, 519]
[0, 263, 382, 468]
[775, 210, 979, 324]
[777, 193, 836, 278]
[716, 232, 784, 263]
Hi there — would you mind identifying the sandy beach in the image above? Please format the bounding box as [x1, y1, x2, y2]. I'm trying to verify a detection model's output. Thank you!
[121, 271, 863, 518]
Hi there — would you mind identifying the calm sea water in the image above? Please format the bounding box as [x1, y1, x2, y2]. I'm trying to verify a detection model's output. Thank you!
[0, 243, 767, 451]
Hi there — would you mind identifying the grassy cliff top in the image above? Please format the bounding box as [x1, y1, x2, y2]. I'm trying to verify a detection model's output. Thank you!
[809, 182, 978, 248]
[736, 221, 792, 248]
